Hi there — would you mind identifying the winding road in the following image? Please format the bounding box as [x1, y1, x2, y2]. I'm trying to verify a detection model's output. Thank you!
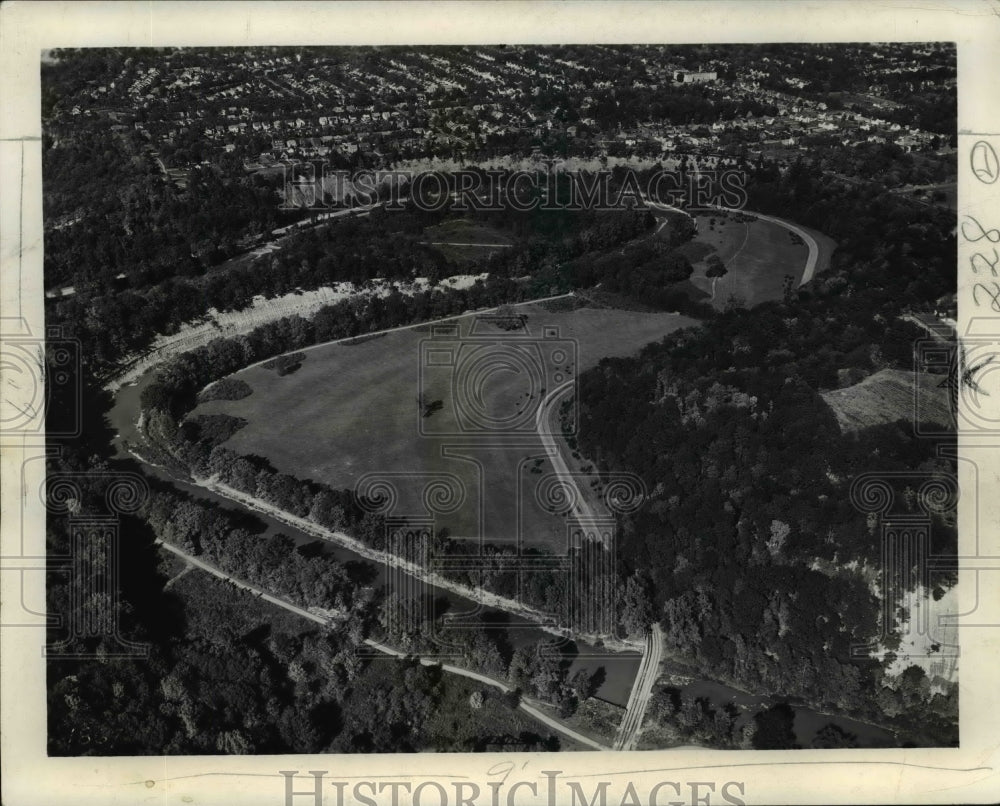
[157, 540, 338, 625]
[364, 638, 609, 750]
[535, 379, 601, 533]
[107, 194, 845, 753]
[113, 197, 702, 750]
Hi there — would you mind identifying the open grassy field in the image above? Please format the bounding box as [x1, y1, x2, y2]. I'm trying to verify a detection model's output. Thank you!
[422, 218, 514, 264]
[191, 301, 698, 550]
[423, 218, 514, 245]
[821, 368, 951, 433]
[686, 210, 836, 308]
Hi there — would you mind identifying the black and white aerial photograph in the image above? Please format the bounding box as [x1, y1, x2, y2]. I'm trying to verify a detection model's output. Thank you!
[33, 37, 964, 761]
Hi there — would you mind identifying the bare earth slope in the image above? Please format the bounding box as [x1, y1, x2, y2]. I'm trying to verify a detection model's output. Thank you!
[821, 368, 951, 433]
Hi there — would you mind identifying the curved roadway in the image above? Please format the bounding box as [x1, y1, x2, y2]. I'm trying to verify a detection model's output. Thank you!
[122, 294, 620, 752]
[364, 638, 609, 750]
[534, 379, 600, 532]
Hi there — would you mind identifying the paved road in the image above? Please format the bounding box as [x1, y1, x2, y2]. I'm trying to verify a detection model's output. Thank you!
[269, 202, 381, 237]
[644, 198, 695, 220]
[534, 379, 601, 532]
[902, 312, 955, 343]
[613, 623, 664, 751]
[535, 380, 666, 752]
[647, 198, 820, 288]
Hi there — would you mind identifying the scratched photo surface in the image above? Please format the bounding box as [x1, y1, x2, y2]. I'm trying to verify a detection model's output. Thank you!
[41, 43, 958, 755]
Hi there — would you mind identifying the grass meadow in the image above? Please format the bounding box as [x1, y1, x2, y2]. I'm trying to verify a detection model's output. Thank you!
[190, 302, 698, 550]
[686, 211, 837, 308]
[821, 368, 951, 433]
[422, 218, 514, 264]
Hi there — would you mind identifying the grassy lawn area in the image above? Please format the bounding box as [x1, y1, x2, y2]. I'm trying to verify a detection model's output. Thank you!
[191, 302, 697, 550]
[685, 211, 836, 309]
[423, 218, 514, 265]
[423, 218, 514, 245]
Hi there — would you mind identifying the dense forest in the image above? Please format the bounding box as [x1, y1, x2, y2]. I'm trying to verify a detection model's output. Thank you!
[33, 36, 964, 760]
[118, 162, 961, 744]
[46, 159, 960, 753]
[46, 372, 584, 754]
[47, 170, 659, 374]
[136, 329, 623, 642]
[568, 162, 958, 743]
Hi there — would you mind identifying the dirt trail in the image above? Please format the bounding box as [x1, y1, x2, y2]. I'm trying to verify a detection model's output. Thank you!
[157, 537, 608, 750]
